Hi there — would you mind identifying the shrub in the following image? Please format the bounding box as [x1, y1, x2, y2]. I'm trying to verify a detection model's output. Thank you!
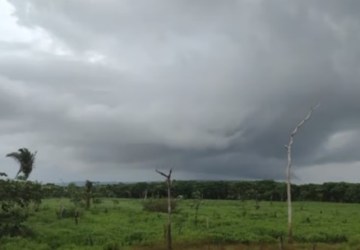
[142, 199, 177, 213]
[56, 206, 82, 219]
[93, 198, 103, 204]
[103, 242, 121, 250]
[125, 231, 144, 245]
[0, 180, 42, 238]
[294, 233, 348, 243]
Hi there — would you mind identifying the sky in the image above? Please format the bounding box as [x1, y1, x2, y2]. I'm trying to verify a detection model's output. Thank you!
[0, 0, 360, 184]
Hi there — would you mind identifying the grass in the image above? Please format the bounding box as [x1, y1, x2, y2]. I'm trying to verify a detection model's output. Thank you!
[1, 199, 360, 249]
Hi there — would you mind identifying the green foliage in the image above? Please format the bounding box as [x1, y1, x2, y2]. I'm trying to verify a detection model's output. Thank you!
[6, 148, 36, 180]
[294, 233, 348, 243]
[35, 180, 360, 204]
[142, 199, 177, 213]
[56, 206, 82, 219]
[8, 199, 358, 247]
[191, 191, 203, 225]
[4, 197, 360, 249]
[85, 180, 93, 209]
[93, 198, 103, 204]
[0, 180, 42, 237]
[67, 183, 85, 207]
[103, 242, 121, 250]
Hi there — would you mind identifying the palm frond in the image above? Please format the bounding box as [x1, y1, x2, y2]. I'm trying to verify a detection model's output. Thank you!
[6, 152, 22, 162]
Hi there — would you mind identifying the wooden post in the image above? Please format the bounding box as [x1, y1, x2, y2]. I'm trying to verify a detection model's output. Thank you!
[156, 169, 173, 250]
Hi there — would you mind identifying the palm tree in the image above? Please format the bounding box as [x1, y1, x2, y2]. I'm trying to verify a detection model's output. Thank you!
[6, 148, 37, 180]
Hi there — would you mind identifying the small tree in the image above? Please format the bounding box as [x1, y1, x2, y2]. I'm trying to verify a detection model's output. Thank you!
[156, 169, 173, 250]
[285, 105, 318, 243]
[85, 180, 93, 209]
[191, 190, 203, 226]
[1, 148, 41, 237]
[67, 183, 82, 206]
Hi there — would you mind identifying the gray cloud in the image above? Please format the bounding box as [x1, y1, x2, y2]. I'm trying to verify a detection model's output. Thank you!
[1, 0, 360, 183]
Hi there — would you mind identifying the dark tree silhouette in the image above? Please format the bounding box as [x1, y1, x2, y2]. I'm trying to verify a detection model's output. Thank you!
[85, 180, 93, 209]
[6, 148, 37, 180]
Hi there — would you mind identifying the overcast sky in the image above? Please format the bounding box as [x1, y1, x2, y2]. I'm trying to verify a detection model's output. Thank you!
[1, 0, 360, 184]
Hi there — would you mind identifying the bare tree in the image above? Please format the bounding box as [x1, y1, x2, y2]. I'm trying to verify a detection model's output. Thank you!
[285, 105, 318, 243]
[156, 169, 173, 250]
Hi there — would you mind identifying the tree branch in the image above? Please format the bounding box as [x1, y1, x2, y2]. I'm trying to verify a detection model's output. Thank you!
[156, 169, 172, 179]
[290, 104, 319, 138]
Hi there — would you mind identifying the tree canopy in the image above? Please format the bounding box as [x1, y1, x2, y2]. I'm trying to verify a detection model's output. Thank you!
[6, 148, 37, 180]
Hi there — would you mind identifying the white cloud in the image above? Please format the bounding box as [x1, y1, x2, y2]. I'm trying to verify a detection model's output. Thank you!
[0, 1, 34, 43]
[295, 161, 360, 184]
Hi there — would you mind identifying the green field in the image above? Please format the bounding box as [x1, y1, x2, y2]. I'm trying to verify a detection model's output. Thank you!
[1, 199, 360, 249]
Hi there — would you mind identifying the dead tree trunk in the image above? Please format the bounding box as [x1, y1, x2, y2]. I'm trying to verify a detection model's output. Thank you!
[156, 169, 173, 250]
[285, 105, 318, 243]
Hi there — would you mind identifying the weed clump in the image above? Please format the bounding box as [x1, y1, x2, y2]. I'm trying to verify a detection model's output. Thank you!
[103, 242, 121, 250]
[56, 206, 82, 219]
[142, 199, 177, 213]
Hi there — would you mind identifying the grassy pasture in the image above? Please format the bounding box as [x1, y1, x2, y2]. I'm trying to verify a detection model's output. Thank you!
[1, 199, 360, 249]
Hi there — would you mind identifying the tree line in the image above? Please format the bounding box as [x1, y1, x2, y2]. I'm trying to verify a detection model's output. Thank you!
[41, 180, 360, 203]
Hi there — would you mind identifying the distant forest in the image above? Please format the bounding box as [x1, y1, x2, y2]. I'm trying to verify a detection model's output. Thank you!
[42, 180, 360, 203]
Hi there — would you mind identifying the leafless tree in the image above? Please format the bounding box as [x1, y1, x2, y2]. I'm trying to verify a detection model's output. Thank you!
[156, 169, 173, 250]
[285, 105, 318, 243]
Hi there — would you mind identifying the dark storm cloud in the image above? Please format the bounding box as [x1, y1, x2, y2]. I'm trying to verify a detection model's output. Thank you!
[1, 0, 360, 182]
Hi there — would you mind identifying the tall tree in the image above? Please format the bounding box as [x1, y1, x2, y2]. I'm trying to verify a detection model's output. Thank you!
[6, 148, 37, 180]
[285, 105, 317, 243]
[156, 169, 173, 250]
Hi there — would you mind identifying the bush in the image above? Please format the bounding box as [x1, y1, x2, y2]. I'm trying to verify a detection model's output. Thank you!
[93, 198, 103, 204]
[56, 206, 82, 219]
[125, 231, 144, 245]
[142, 199, 177, 213]
[0, 180, 42, 238]
[294, 233, 348, 243]
[103, 242, 121, 250]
